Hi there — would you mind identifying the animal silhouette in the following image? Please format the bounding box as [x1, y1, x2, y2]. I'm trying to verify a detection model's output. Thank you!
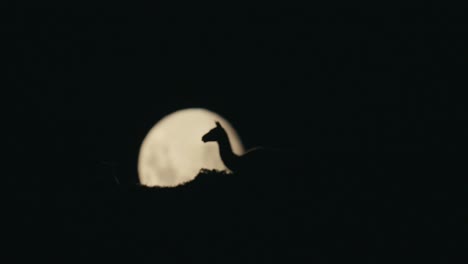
[201, 121, 305, 204]
[202, 121, 288, 175]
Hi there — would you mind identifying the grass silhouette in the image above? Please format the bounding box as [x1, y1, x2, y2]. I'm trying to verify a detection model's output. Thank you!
[11, 153, 457, 264]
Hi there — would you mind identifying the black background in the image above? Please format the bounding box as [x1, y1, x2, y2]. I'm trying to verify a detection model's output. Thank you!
[6, 2, 467, 263]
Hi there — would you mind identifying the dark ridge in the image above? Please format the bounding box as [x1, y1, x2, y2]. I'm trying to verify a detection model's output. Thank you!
[8, 151, 464, 264]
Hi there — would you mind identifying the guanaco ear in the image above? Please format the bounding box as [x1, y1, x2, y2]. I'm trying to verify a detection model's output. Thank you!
[215, 121, 221, 127]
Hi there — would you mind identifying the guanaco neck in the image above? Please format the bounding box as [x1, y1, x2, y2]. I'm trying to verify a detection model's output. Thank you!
[216, 134, 240, 172]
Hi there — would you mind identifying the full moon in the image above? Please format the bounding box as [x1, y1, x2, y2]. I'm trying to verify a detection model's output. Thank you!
[138, 108, 245, 187]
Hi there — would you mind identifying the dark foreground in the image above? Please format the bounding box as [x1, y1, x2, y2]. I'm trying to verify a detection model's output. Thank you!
[7, 153, 465, 264]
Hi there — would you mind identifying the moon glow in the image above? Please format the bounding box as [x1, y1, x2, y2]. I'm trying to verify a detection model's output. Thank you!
[138, 108, 245, 187]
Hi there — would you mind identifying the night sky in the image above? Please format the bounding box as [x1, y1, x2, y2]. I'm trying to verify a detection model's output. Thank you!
[7, 2, 466, 263]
